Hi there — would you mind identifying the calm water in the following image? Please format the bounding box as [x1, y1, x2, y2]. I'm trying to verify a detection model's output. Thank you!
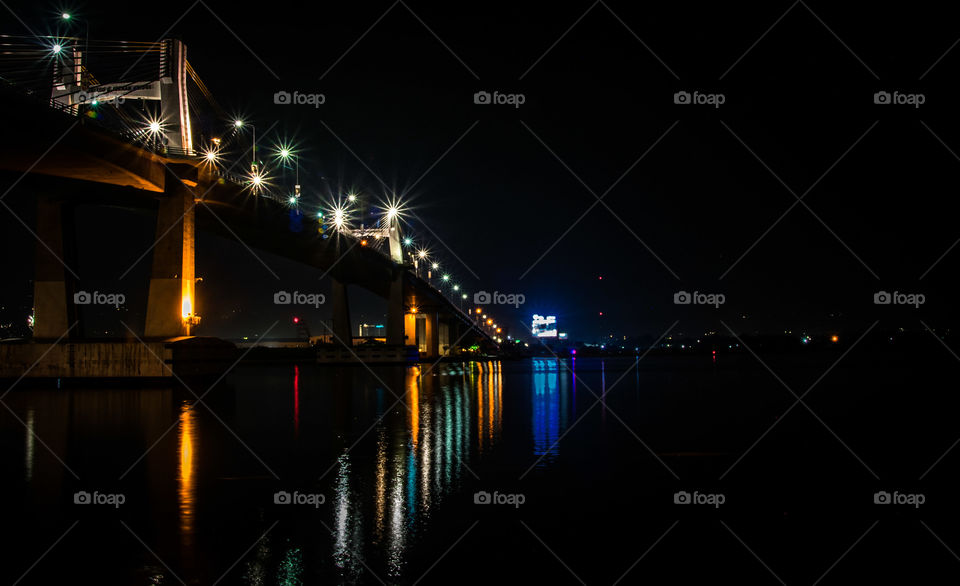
[2, 353, 959, 584]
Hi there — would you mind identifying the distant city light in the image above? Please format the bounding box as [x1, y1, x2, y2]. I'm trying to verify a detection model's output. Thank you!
[403, 237, 413, 246]
[234, 119, 244, 127]
[148, 121, 161, 133]
[61, 13, 71, 20]
[288, 196, 297, 204]
[452, 285, 459, 291]
[348, 194, 357, 202]
[204, 149, 218, 162]
[417, 249, 427, 259]
[52, 44, 62, 54]
[387, 206, 399, 219]
[442, 274, 449, 281]
[279, 148, 290, 159]
[831, 335, 839, 343]
[431, 262, 439, 270]
[532, 314, 558, 338]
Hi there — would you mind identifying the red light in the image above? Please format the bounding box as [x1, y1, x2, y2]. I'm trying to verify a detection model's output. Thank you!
[599, 312, 603, 316]
[598, 276, 603, 280]
[293, 317, 299, 324]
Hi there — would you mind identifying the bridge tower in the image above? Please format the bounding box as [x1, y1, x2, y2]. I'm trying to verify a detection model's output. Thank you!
[50, 38, 193, 155]
[158, 39, 193, 154]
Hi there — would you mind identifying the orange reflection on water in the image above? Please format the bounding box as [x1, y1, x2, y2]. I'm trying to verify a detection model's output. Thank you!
[408, 366, 420, 448]
[178, 402, 197, 546]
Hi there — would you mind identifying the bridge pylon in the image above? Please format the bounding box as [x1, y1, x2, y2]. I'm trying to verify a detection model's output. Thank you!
[32, 193, 80, 340]
[144, 166, 197, 338]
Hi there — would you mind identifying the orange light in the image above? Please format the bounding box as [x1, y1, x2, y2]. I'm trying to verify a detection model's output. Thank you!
[831, 335, 839, 343]
[410, 306, 418, 314]
[486, 319, 493, 325]
[475, 308, 481, 314]
[496, 328, 501, 333]
[361, 239, 368, 246]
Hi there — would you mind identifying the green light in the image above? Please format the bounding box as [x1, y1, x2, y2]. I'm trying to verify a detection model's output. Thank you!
[62, 13, 71, 20]
[317, 211, 324, 218]
[403, 237, 412, 246]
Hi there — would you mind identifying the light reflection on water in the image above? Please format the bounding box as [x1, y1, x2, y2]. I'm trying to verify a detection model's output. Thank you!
[5, 360, 530, 583]
[309, 361, 509, 581]
[532, 358, 569, 466]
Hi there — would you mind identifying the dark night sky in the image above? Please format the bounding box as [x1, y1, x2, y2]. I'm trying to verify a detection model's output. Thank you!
[2, 1, 959, 341]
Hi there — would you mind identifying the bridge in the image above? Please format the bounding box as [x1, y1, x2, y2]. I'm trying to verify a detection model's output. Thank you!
[0, 33, 503, 377]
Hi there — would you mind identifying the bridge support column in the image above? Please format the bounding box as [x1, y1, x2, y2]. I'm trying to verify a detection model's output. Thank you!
[439, 318, 450, 356]
[33, 195, 79, 340]
[386, 272, 405, 345]
[330, 278, 352, 347]
[404, 314, 417, 347]
[423, 311, 440, 359]
[145, 169, 195, 339]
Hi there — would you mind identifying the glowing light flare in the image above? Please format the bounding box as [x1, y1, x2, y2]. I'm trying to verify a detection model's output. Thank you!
[331, 206, 347, 229]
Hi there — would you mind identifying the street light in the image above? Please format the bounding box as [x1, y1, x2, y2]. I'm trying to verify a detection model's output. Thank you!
[234, 119, 258, 173]
[276, 145, 300, 202]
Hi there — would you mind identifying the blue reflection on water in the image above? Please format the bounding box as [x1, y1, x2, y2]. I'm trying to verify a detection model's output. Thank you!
[532, 358, 568, 466]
